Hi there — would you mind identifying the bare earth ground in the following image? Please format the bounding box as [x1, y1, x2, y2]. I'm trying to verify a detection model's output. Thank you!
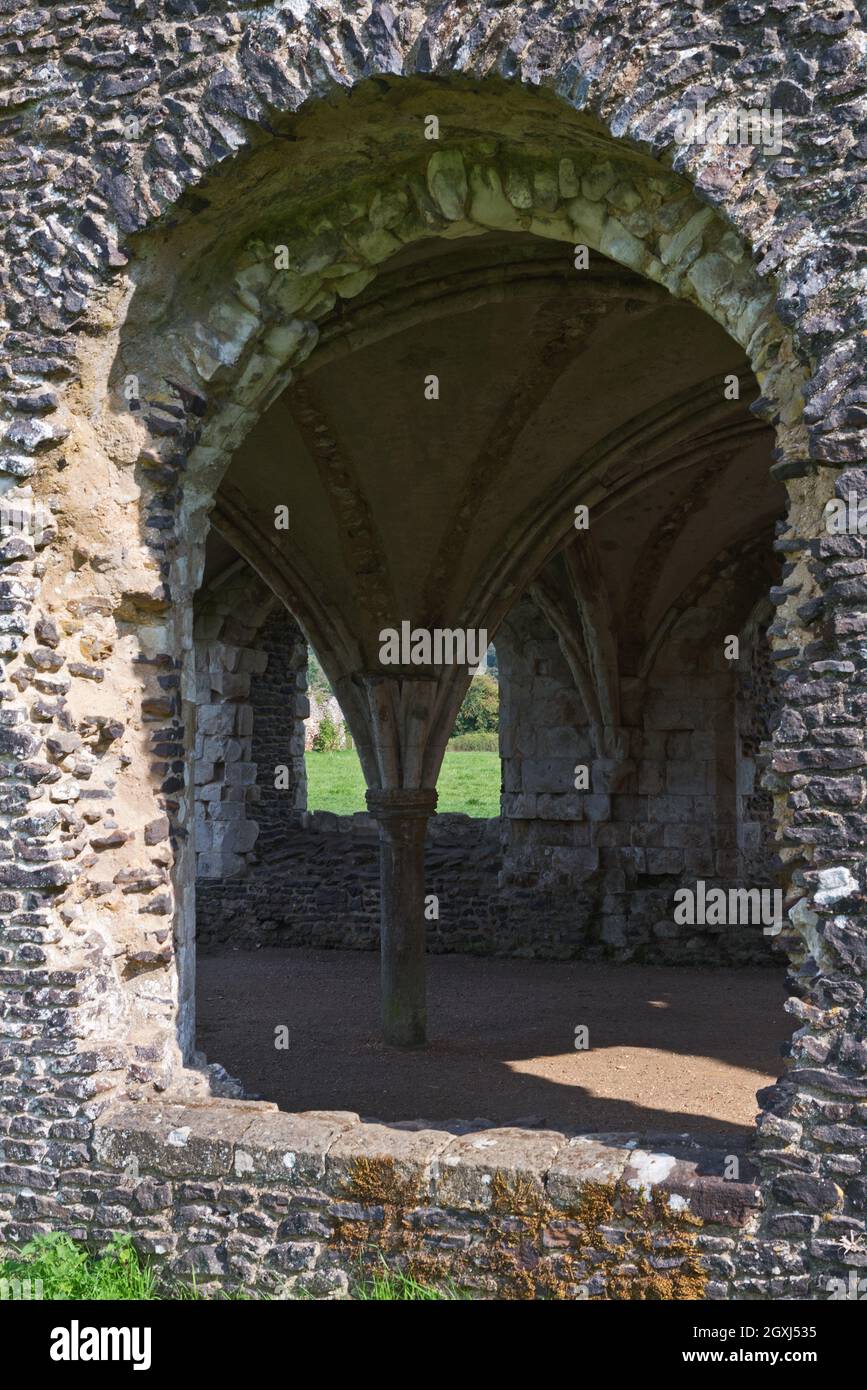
[197, 949, 789, 1140]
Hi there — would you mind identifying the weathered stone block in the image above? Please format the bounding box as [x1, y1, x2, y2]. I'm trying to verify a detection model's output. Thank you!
[546, 1136, 631, 1206]
[235, 1110, 357, 1184]
[94, 1104, 253, 1178]
[326, 1122, 451, 1197]
[436, 1128, 566, 1208]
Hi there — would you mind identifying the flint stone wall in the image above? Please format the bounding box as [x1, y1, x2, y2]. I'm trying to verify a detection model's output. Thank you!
[0, 0, 865, 1303]
[71, 1100, 760, 1300]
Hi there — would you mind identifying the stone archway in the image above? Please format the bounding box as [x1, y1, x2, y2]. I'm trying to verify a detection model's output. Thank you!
[2, 3, 865, 1299]
[102, 108, 805, 1050]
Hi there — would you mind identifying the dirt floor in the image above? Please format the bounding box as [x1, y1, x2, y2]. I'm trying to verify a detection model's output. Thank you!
[196, 948, 789, 1140]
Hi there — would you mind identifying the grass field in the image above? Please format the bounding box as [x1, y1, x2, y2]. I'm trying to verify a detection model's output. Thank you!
[306, 748, 500, 817]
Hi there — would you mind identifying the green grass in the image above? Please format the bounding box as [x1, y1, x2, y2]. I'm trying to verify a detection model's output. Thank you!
[352, 1258, 468, 1300]
[0, 1234, 248, 1301]
[306, 749, 501, 817]
[0, 1234, 159, 1300]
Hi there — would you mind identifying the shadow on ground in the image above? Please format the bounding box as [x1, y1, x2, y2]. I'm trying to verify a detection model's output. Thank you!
[196, 948, 789, 1140]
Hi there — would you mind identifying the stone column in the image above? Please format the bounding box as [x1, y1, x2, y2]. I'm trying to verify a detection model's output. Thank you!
[367, 787, 438, 1047]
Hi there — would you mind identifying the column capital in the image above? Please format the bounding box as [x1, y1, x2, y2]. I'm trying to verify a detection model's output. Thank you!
[366, 787, 438, 820]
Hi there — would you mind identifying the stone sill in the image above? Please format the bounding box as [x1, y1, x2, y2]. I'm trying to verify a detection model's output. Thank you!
[94, 1100, 760, 1228]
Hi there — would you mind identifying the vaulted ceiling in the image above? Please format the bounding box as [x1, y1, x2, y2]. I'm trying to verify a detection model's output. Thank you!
[206, 229, 782, 690]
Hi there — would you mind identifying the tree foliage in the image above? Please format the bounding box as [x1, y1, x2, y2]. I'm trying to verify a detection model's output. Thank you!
[312, 711, 341, 751]
[453, 674, 499, 736]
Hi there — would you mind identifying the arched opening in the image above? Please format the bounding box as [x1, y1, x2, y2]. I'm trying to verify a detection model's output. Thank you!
[72, 75, 804, 1065]
[103, 76, 801, 1133]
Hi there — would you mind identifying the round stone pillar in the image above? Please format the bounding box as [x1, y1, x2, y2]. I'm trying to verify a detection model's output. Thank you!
[366, 787, 438, 1047]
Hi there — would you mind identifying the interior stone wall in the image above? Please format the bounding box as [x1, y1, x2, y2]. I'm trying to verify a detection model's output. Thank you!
[736, 602, 778, 885]
[193, 570, 307, 881]
[247, 605, 309, 861]
[496, 584, 779, 964]
[197, 810, 502, 953]
[196, 575, 777, 966]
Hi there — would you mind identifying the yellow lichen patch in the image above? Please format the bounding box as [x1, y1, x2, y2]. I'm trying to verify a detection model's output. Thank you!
[342, 1155, 422, 1210]
[565, 1181, 707, 1301]
[332, 1160, 707, 1301]
[334, 1156, 449, 1289]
